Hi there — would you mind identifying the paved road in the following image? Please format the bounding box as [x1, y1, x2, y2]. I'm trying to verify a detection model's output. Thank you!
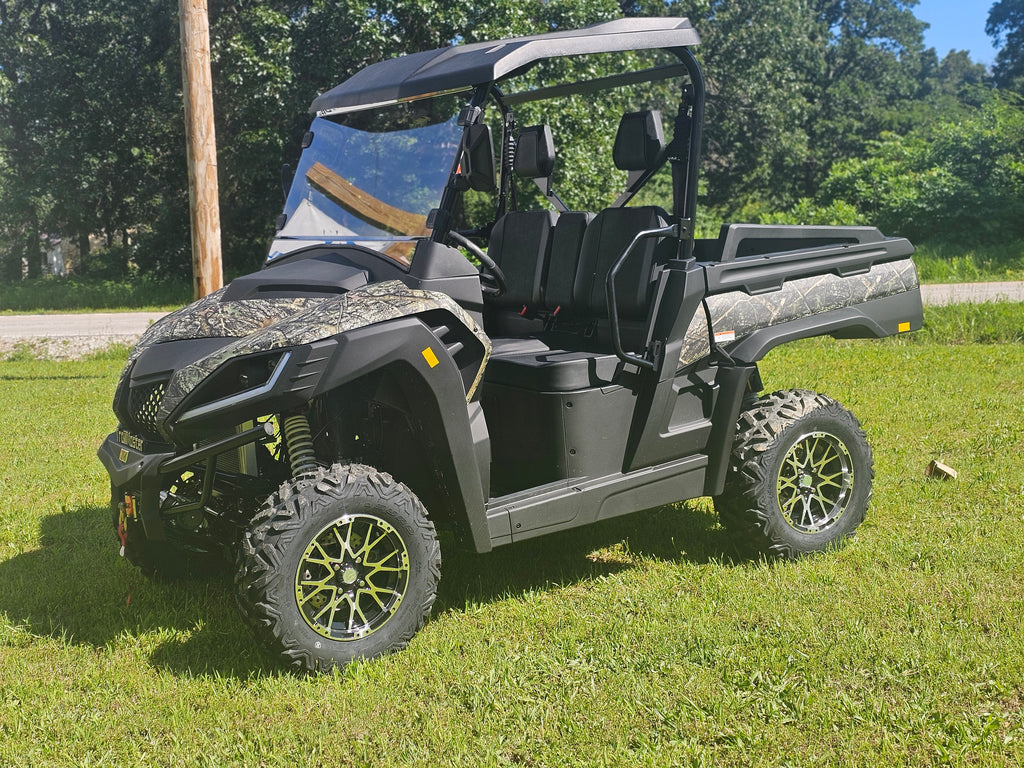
[0, 311, 169, 338]
[0, 282, 1021, 342]
[918, 281, 1024, 306]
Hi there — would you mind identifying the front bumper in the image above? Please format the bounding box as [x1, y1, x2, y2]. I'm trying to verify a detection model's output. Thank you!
[97, 422, 274, 541]
[98, 432, 174, 540]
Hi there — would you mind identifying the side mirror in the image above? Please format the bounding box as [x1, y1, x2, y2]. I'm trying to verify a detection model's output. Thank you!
[457, 124, 495, 192]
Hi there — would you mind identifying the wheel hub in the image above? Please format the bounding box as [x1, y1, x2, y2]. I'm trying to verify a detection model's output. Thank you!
[777, 431, 853, 534]
[294, 513, 410, 641]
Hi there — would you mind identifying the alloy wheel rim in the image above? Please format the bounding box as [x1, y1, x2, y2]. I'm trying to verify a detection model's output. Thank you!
[776, 431, 854, 534]
[295, 513, 410, 641]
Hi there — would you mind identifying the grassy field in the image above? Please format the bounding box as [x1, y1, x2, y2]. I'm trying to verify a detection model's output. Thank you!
[0, 276, 191, 313]
[1, 330, 1023, 765]
[914, 240, 1024, 285]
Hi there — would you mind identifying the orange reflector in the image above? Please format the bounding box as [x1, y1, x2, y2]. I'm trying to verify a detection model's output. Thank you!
[421, 347, 440, 368]
[898, 321, 911, 333]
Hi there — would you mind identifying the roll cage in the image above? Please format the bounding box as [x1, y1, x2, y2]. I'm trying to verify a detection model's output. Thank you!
[308, 18, 706, 261]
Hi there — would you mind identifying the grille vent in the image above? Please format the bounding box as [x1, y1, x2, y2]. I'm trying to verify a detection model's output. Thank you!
[129, 380, 167, 440]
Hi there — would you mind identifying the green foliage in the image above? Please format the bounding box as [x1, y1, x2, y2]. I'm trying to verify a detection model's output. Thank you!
[731, 197, 866, 227]
[0, 276, 190, 312]
[913, 300, 1024, 344]
[0, 0, 188, 279]
[0, 0, 1015, 289]
[817, 93, 1024, 241]
[987, 0, 1024, 92]
[212, 4, 296, 274]
[914, 239, 1024, 283]
[698, 0, 932, 216]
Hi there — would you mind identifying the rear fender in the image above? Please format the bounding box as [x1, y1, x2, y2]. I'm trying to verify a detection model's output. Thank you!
[680, 258, 922, 369]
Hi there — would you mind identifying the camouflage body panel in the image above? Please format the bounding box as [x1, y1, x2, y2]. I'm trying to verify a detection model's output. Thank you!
[678, 258, 919, 368]
[116, 290, 325, 397]
[155, 280, 490, 423]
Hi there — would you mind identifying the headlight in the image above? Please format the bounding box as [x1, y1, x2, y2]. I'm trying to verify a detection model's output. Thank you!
[177, 351, 291, 424]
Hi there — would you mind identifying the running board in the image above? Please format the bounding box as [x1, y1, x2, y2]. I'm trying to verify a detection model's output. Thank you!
[485, 453, 707, 547]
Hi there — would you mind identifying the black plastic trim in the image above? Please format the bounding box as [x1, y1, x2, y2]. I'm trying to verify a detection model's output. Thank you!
[703, 236, 914, 297]
[726, 289, 923, 364]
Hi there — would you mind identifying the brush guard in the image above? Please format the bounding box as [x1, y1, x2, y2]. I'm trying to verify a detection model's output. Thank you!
[99, 421, 276, 541]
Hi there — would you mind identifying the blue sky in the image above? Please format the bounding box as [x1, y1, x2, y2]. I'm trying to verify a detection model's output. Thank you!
[916, 0, 999, 65]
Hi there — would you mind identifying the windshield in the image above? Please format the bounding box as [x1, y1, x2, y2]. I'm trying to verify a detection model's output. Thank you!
[272, 95, 464, 263]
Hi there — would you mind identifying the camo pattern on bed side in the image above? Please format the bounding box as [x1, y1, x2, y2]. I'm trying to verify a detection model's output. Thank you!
[678, 258, 919, 368]
[157, 280, 490, 421]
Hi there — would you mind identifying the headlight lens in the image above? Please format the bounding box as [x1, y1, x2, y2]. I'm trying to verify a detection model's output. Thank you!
[176, 351, 291, 424]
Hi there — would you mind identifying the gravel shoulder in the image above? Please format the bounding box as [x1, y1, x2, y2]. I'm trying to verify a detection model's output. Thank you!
[0, 334, 141, 360]
[0, 311, 167, 360]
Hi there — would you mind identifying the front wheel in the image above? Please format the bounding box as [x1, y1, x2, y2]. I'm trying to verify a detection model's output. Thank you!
[716, 389, 874, 559]
[235, 463, 440, 673]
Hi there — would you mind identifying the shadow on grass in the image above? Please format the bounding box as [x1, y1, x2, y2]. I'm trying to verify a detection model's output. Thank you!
[0, 500, 744, 679]
[0, 504, 272, 679]
[433, 500, 745, 615]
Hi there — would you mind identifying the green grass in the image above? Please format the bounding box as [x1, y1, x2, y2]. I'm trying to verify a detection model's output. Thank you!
[0, 275, 190, 313]
[2, 335, 1023, 765]
[914, 239, 1024, 284]
[915, 301, 1024, 344]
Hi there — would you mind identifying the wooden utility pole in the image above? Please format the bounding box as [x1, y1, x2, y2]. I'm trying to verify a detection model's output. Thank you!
[179, 0, 223, 299]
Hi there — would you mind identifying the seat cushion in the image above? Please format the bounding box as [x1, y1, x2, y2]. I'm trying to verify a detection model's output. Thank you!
[486, 336, 622, 391]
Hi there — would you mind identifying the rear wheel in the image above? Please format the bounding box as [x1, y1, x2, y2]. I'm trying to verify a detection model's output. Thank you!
[235, 463, 440, 673]
[716, 389, 873, 558]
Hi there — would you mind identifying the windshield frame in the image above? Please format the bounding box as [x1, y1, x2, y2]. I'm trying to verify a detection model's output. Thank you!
[270, 45, 705, 265]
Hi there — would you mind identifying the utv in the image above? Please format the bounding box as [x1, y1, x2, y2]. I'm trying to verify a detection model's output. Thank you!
[99, 17, 923, 672]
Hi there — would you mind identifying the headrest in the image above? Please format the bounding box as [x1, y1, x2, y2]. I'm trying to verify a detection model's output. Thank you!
[514, 125, 556, 179]
[612, 110, 665, 171]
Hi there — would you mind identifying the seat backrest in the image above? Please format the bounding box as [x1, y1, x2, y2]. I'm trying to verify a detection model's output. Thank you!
[543, 211, 593, 311]
[514, 124, 556, 180]
[487, 209, 556, 309]
[571, 111, 672, 320]
[485, 125, 559, 310]
[573, 206, 668, 319]
[612, 110, 665, 175]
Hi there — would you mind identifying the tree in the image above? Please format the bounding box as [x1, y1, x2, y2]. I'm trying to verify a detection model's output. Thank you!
[817, 93, 1024, 242]
[208, 2, 297, 275]
[34, 2, 184, 272]
[0, 0, 185, 278]
[0, 0, 1003, 286]
[987, 0, 1024, 92]
[696, 0, 819, 213]
[688, 0, 932, 219]
[0, 0, 53, 279]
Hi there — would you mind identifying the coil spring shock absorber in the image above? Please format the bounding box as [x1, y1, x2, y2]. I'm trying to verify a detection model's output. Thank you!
[281, 412, 317, 477]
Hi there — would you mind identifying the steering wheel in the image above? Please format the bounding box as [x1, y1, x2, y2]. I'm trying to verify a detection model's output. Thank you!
[447, 230, 507, 297]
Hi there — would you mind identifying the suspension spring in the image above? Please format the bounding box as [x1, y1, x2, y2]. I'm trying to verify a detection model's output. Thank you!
[281, 412, 317, 477]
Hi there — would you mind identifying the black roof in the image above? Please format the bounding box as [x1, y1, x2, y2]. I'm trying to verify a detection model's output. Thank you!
[311, 17, 700, 116]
